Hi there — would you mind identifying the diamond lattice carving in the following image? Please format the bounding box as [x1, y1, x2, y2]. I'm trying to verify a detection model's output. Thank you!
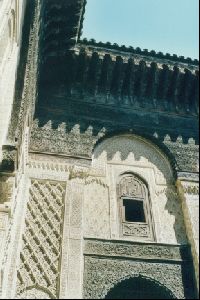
[16, 180, 66, 299]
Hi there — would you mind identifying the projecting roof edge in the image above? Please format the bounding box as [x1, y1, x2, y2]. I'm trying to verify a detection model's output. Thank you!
[75, 44, 199, 76]
[77, 38, 199, 69]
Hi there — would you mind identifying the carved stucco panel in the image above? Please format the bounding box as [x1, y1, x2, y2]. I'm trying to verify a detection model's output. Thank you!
[16, 287, 52, 299]
[67, 239, 83, 299]
[83, 256, 185, 299]
[16, 180, 66, 299]
[84, 239, 189, 262]
[30, 120, 106, 158]
[63, 179, 84, 299]
[84, 182, 110, 239]
[164, 140, 199, 173]
[0, 212, 9, 259]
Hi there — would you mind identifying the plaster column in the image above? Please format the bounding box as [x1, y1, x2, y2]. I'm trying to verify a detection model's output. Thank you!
[176, 172, 199, 292]
[0, 175, 14, 297]
[60, 179, 84, 299]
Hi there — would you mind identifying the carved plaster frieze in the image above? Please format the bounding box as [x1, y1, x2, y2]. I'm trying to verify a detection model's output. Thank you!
[28, 156, 108, 192]
[83, 256, 193, 299]
[30, 120, 106, 157]
[84, 239, 190, 262]
[164, 139, 199, 173]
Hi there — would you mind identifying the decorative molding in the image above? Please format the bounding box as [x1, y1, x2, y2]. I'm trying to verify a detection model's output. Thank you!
[177, 172, 199, 183]
[122, 223, 151, 239]
[28, 157, 108, 190]
[84, 239, 190, 262]
[119, 174, 145, 199]
[69, 166, 108, 188]
[29, 153, 91, 170]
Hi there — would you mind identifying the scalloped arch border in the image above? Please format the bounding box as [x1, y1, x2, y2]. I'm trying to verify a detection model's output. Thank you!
[93, 130, 177, 179]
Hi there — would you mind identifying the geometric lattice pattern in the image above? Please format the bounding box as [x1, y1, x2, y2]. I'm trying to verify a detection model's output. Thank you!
[16, 180, 66, 299]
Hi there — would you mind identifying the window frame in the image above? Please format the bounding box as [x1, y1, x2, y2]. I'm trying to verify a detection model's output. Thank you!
[118, 173, 155, 241]
[121, 197, 147, 224]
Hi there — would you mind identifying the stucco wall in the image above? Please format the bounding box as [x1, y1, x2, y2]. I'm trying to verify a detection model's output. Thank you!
[84, 135, 187, 245]
[0, 0, 26, 160]
[0, 134, 197, 299]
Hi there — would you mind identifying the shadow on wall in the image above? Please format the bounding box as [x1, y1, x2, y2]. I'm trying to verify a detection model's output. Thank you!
[165, 188, 188, 245]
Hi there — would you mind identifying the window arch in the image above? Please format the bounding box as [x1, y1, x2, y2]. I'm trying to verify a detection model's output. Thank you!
[118, 173, 155, 241]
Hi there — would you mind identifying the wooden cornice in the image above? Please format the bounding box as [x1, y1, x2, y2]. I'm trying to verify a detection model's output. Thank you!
[37, 0, 199, 118]
[39, 47, 199, 117]
[39, 0, 86, 63]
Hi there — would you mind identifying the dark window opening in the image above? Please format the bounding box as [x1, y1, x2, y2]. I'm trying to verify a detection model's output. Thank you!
[105, 277, 176, 299]
[123, 199, 146, 223]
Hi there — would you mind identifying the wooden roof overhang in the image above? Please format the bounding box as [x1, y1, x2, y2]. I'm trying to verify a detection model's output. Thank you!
[33, 0, 199, 143]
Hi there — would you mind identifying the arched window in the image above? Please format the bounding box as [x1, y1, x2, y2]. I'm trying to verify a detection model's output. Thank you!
[118, 174, 155, 241]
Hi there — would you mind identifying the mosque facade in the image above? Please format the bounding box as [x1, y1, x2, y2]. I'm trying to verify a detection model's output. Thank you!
[0, 0, 199, 299]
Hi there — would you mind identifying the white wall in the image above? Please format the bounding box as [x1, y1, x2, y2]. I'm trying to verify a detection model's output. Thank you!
[84, 135, 188, 245]
[0, 0, 26, 161]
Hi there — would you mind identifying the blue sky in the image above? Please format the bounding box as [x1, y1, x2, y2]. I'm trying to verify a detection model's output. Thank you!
[82, 0, 199, 59]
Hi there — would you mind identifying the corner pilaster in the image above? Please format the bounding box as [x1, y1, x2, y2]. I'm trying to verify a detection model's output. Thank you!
[60, 178, 84, 299]
[176, 172, 199, 292]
